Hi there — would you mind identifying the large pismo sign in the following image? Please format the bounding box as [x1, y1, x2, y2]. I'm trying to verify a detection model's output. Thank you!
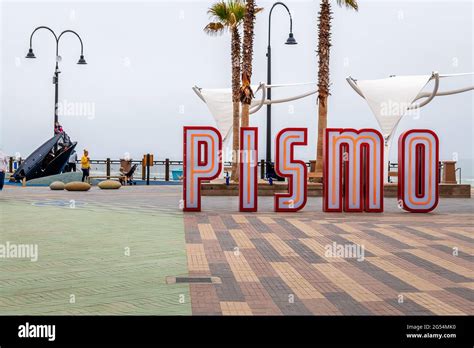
[183, 126, 439, 213]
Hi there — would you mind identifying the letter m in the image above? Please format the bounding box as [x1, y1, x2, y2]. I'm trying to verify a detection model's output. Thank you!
[324, 128, 384, 212]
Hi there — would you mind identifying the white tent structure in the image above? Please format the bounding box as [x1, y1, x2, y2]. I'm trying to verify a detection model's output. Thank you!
[346, 72, 474, 182]
[193, 82, 317, 161]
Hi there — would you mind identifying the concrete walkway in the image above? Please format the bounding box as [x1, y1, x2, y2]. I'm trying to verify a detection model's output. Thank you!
[1, 185, 472, 315]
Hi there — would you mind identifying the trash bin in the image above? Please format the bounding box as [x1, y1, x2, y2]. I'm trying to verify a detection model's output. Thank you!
[172, 169, 183, 181]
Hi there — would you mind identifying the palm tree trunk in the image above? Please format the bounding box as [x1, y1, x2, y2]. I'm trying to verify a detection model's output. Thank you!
[241, 103, 250, 127]
[231, 101, 241, 180]
[315, 0, 332, 179]
[231, 26, 241, 181]
[240, 0, 256, 128]
[315, 97, 328, 174]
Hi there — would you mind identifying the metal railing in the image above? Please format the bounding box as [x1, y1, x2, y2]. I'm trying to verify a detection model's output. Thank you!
[6, 156, 463, 184]
[388, 161, 458, 184]
[456, 167, 462, 184]
[83, 159, 312, 181]
[85, 158, 182, 181]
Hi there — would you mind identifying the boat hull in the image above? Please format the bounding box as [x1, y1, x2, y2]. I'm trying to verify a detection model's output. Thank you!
[12, 134, 77, 182]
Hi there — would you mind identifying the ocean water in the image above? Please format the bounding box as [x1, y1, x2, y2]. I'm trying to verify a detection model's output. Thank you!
[456, 159, 474, 184]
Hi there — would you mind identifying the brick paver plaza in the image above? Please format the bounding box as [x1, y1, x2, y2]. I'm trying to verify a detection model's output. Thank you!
[1, 185, 473, 315]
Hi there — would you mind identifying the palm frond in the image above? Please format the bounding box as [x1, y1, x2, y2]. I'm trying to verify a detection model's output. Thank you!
[206, 0, 250, 31]
[227, 0, 247, 24]
[208, 1, 231, 22]
[336, 0, 358, 11]
[204, 22, 226, 35]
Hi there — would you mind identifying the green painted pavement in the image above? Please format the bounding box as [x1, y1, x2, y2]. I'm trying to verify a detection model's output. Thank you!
[0, 196, 190, 315]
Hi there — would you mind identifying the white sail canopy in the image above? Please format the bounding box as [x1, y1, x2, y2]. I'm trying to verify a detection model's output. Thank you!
[355, 75, 432, 140]
[193, 82, 317, 144]
[347, 71, 474, 183]
[198, 86, 261, 143]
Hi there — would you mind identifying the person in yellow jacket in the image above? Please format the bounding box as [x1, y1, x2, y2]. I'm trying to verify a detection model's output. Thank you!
[81, 149, 91, 182]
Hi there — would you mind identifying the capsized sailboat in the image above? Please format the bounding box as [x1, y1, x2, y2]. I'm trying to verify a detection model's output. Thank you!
[11, 132, 77, 182]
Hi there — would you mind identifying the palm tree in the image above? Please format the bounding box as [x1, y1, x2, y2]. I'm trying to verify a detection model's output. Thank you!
[240, 0, 257, 128]
[205, 0, 246, 181]
[314, 0, 358, 179]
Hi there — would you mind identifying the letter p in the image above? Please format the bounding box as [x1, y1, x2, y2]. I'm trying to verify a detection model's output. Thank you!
[183, 127, 222, 211]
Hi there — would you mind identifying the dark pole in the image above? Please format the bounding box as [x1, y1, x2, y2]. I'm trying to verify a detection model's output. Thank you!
[146, 154, 151, 186]
[266, 44, 272, 175]
[165, 158, 170, 181]
[266, 2, 296, 178]
[54, 62, 59, 127]
[106, 158, 111, 178]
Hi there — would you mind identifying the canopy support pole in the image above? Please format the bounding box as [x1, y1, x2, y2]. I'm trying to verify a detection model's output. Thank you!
[384, 136, 392, 184]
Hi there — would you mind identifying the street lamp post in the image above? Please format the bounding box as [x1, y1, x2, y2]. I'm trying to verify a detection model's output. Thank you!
[266, 2, 297, 179]
[26, 26, 87, 134]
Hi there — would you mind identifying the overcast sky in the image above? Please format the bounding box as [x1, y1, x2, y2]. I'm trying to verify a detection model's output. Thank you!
[1, 0, 472, 170]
